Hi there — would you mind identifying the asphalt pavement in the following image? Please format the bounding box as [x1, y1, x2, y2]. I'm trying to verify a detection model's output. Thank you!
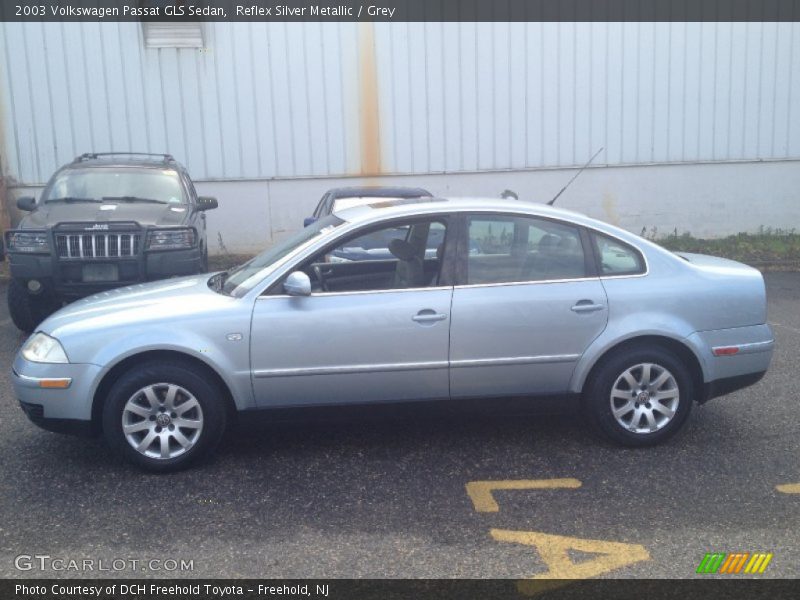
[0, 273, 798, 579]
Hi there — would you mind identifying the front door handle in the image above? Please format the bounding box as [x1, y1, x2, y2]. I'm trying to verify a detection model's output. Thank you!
[412, 310, 448, 324]
[571, 300, 605, 313]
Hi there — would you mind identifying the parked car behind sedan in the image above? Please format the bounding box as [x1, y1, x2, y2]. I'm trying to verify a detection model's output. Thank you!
[13, 198, 773, 471]
[303, 185, 432, 227]
[4, 153, 217, 332]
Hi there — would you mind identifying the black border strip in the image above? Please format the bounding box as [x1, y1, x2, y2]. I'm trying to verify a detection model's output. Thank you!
[2, 0, 800, 22]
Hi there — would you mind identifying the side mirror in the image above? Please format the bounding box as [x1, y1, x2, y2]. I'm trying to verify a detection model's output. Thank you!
[283, 271, 311, 297]
[16, 196, 36, 212]
[197, 196, 218, 211]
[303, 216, 317, 228]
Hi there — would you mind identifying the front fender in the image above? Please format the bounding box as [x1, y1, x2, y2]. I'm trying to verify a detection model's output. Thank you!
[68, 325, 255, 411]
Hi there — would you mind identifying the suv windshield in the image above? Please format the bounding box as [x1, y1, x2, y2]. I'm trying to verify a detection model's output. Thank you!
[216, 215, 345, 298]
[42, 167, 185, 204]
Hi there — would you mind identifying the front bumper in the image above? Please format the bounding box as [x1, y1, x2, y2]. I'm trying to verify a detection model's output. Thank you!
[8, 246, 203, 299]
[12, 354, 103, 435]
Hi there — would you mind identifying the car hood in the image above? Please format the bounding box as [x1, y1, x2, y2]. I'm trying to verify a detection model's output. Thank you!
[39, 274, 237, 338]
[19, 202, 190, 228]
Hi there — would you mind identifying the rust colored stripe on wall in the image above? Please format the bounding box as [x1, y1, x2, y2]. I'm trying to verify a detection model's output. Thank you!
[358, 22, 382, 176]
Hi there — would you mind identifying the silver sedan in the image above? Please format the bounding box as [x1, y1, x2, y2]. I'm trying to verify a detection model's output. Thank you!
[12, 198, 774, 471]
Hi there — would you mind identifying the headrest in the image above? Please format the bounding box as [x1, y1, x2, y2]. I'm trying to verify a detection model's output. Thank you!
[539, 234, 560, 251]
[558, 236, 577, 251]
[389, 238, 417, 261]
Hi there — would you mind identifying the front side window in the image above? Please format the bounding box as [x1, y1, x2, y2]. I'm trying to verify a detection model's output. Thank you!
[43, 168, 186, 205]
[466, 215, 586, 284]
[592, 232, 646, 276]
[218, 215, 345, 297]
[294, 218, 448, 293]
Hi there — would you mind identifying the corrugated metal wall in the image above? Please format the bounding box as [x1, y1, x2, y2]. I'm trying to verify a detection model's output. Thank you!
[2, 21, 799, 185]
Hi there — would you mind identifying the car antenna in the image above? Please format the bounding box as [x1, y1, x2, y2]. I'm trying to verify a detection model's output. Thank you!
[547, 147, 604, 206]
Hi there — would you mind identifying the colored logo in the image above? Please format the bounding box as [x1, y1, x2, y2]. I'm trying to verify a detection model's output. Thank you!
[696, 552, 773, 574]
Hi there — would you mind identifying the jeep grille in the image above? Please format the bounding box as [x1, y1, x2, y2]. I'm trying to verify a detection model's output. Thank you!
[56, 233, 141, 259]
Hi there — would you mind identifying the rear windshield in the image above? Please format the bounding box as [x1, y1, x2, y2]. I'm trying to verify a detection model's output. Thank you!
[42, 167, 185, 204]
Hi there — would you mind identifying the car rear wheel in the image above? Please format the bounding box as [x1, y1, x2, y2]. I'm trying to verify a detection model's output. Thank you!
[102, 360, 226, 472]
[583, 345, 693, 446]
[7, 278, 58, 333]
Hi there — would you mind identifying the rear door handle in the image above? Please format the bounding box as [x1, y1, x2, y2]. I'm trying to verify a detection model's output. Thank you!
[571, 300, 605, 313]
[412, 310, 448, 323]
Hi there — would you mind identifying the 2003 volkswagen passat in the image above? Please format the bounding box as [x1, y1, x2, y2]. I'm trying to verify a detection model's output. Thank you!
[13, 198, 774, 471]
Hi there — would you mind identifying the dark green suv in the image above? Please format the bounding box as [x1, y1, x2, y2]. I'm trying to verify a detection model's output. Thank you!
[5, 153, 218, 332]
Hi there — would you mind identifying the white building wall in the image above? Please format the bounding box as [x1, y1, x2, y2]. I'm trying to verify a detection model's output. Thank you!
[1, 21, 799, 252]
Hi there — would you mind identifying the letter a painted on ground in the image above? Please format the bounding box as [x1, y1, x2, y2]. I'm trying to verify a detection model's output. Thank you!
[490, 529, 650, 594]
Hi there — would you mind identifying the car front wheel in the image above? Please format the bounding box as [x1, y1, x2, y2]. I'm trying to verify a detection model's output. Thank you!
[102, 360, 226, 472]
[583, 345, 693, 446]
[7, 279, 59, 333]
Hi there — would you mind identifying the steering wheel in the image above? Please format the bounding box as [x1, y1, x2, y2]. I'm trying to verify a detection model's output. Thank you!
[313, 264, 329, 292]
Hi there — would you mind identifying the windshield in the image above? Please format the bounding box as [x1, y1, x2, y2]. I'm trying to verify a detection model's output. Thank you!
[42, 167, 185, 204]
[218, 214, 345, 297]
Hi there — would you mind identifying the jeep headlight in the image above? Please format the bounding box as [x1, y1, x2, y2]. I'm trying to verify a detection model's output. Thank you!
[146, 228, 196, 251]
[5, 230, 49, 254]
[21, 332, 69, 364]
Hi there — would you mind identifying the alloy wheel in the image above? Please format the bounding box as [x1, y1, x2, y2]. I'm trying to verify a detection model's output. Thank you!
[121, 383, 204, 460]
[609, 362, 680, 434]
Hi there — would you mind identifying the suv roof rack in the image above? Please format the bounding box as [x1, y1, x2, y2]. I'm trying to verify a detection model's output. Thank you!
[73, 152, 175, 163]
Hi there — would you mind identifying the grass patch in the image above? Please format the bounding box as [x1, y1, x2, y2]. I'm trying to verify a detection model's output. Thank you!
[643, 226, 800, 269]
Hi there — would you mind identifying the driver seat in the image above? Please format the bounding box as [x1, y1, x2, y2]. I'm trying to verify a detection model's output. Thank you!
[389, 239, 424, 288]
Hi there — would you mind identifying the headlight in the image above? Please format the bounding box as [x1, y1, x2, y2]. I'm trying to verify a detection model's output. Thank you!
[146, 228, 196, 251]
[5, 230, 49, 254]
[21, 332, 69, 364]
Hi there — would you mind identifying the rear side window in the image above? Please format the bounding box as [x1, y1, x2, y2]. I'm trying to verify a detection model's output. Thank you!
[591, 232, 646, 276]
[466, 215, 587, 284]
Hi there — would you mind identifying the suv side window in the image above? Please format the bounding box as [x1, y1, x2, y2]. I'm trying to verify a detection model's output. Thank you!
[296, 218, 448, 293]
[591, 232, 646, 276]
[313, 195, 329, 218]
[466, 215, 586, 284]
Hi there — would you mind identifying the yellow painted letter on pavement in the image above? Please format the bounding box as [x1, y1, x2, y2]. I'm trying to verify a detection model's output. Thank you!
[490, 529, 650, 594]
[466, 478, 582, 513]
[776, 483, 800, 494]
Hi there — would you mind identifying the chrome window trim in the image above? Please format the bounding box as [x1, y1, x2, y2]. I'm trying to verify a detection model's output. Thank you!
[258, 285, 454, 300]
[453, 276, 598, 290]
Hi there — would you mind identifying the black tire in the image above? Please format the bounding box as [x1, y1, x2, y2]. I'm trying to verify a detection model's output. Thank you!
[201, 246, 209, 272]
[582, 345, 693, 447]
[7, 279, 58, 333]
[102, 360, 227, 473]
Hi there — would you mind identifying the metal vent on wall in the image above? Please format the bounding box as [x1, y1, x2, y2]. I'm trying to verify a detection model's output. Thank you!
[142, 22, 204, 48]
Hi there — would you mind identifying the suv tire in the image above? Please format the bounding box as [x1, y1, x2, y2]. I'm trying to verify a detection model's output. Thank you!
[102, 360, 227, 473]
[7, 279, 58, 333]
[583, 345, 693, 446]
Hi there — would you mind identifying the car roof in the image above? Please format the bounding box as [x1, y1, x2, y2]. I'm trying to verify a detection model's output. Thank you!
[334, 196, 647, 245]
[326, 186, 432, 200]
[336, 196, 585, 222]
[65, 153, 184, 171]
